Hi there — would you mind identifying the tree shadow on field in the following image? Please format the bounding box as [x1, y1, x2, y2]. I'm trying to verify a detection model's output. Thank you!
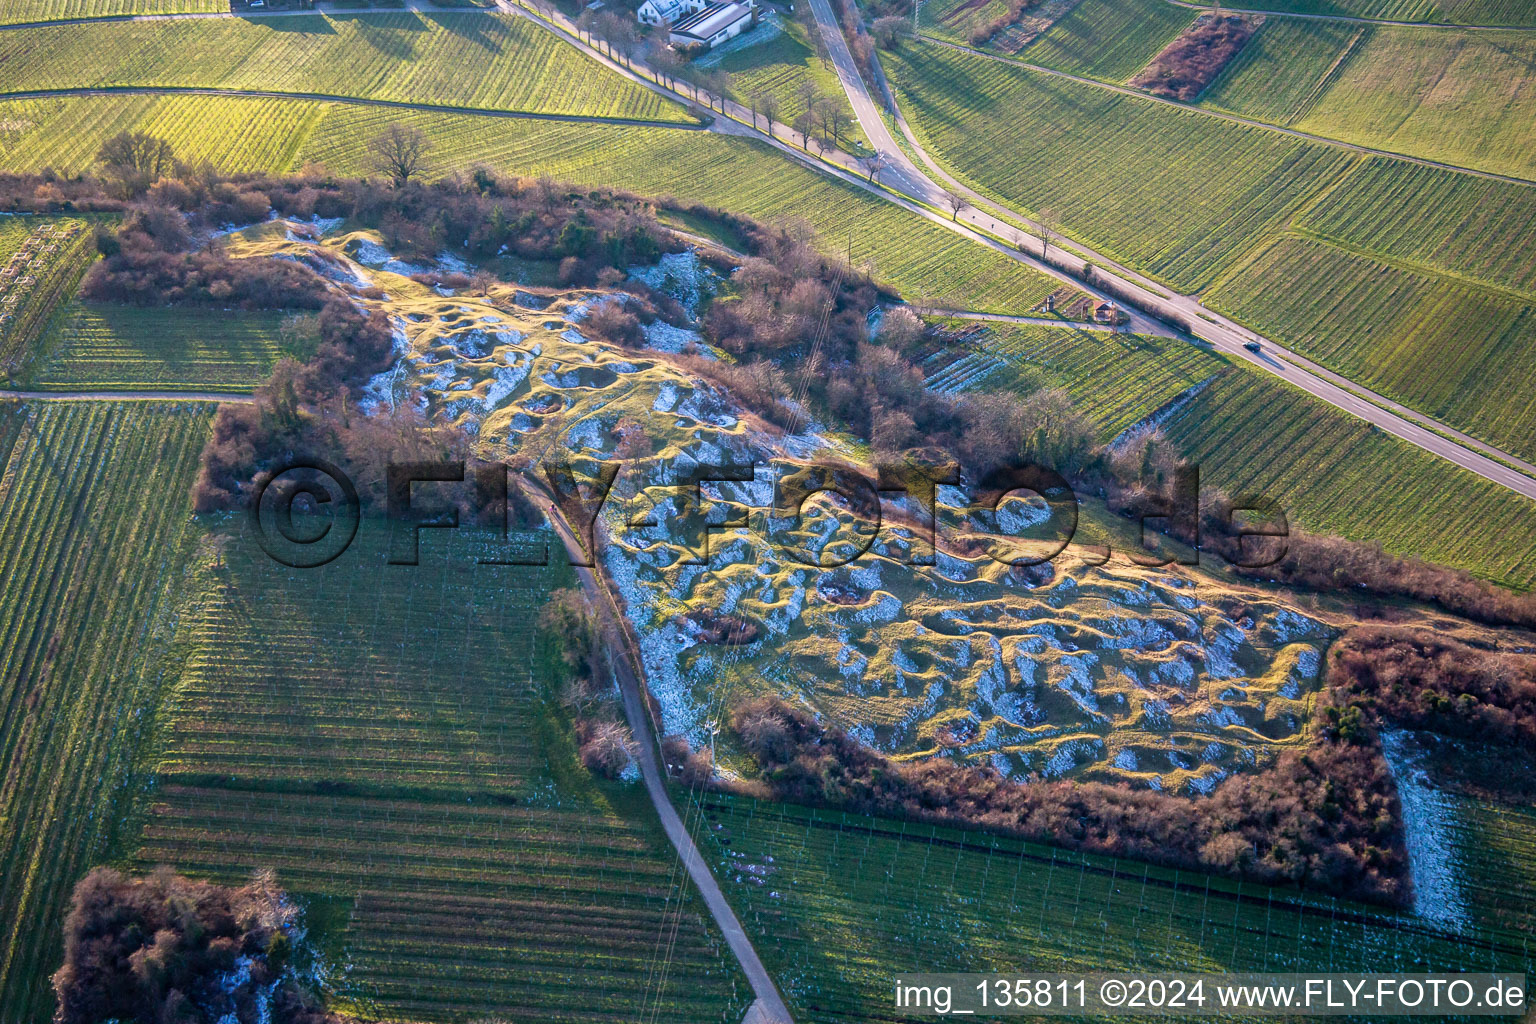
[329, 10, 430, 61]
[426, 10, 504, 52]
[245, 13, 339, 33]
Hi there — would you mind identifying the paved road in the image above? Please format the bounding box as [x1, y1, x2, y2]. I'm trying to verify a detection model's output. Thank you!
[802, 5, 1536, 501]
[516, 474, 795, 1024]
[0, 388, 253, 402]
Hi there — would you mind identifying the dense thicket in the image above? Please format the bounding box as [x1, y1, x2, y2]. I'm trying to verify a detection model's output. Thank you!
[1131, 15, 1257, 101]
[725, 695, 1406, 903]
[715, 626, 1536, 906]
[52, 867, 350, 1024]
[1328, 627, 1536, 750]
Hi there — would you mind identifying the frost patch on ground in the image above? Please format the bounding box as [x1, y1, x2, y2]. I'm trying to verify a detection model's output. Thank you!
[1381, 731, 1469, 931]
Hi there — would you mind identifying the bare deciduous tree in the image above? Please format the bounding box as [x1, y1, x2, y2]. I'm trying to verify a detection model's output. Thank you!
[96, 132, 176, 195]
[758, 91, 781, 137]
[370, 124, 430, 186]
[1036, 207, 1058, 257]
[862, 153, 887, 183]
[793, 110, 817, 151]
[943, 190, 970, 221]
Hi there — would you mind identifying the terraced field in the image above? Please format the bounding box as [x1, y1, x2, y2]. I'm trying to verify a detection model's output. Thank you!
[919, 320, 1226, 440]
[685, 793, 1536, 1021]
[709, 16, 867, 149]
[1199, 18, 1367, 125]
[1449, 797, 1536, 939]
[0, 218, 96, 379]
[916, 0, 1013, 45]
[1205, 233, 1536, 463]
[1297, 157, 1536, 295]
[30, 303, 294, 391]
[0, 12, 694, 123]
[1015, 0, 1193, 80]
[297, 105, 1063, 312]
[1211, 0, 1536, 25]
[1200, 23, 1536, 180]
[0, 92, 1062, 313]
[0, 400, 215, 1021]
[0, 93, 334, 173]
[1160, 367, 1536, 590]
[883, 40, 1356, 291]
[136, 523, 748, 1022]
[0, 0, 224, 23]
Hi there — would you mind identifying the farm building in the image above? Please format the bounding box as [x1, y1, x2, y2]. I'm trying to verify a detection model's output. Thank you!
[638, 0, 706, 25]
[1093, 301, 1124, 325]
[670, 1, 754, 48]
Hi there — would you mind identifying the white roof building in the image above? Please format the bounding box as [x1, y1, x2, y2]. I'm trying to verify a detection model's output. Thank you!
[637, 0, 705, 25]
[669, 1, 753, 48]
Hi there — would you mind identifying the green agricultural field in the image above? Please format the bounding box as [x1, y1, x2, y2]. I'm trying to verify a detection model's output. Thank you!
[0, 399, 216, 1021]
[1297, 157, 1536, 296]
[1015, 0, 1192, 81]
[1204, 0, 1536, 26]
[1448, 797, 1536, 938]
[916, 0, 1013, 46]
[296, 104, 1063, 312]
[0, 218, 97, 380]
[136, 523, 749, 1023]
[922, 320, 1227, 441]
[1205, 233, 1536, 463]
[709, 15, 867, 149]
[0, 12, 693, 123]
[0, 92, 1063, 314]
[0, 0, 224, 23]
[1160, 366, 1536, 590]
[684, 793, 1535, 1021]
[882, 41, 1356, 291]
[30, 303, 298, 392]
[1203, 24, 1536, 180]
[0, 94, 331, 174]
[1199, 18, 1368, 126]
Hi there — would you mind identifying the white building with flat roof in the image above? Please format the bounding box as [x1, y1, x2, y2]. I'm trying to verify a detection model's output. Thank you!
[669, 1, 753, 48]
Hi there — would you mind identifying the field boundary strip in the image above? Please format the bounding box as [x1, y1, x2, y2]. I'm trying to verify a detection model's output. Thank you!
[0, 86, 710, 131]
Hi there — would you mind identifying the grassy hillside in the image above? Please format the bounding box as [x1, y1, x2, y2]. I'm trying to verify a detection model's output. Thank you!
[1202, 0, 1536, 26]
[1294, 27, 1536, 180]
[1161, 366, 1536, 590]
[1205, 233, 1536, 463]
[686, 792, 1535, 1021]
[920, 320, 1227, 440]
[883, 40, 1356, 291]
[0, 400, 215, 1021]
[1016, 0, 1193, 81]
[136, 524, 749, 1022]
[29, 303, 297, 392]
[916, 0, 1013, 46]
[1199, 18, 1367, 125]
[0, 93, 1062, 314]
[1200, 23, 1536, 180]
[0, 12, 694, 123]
[1298, 157, 1536, 296]
[0, 0, 224, 23]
